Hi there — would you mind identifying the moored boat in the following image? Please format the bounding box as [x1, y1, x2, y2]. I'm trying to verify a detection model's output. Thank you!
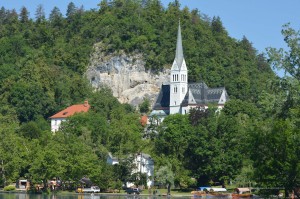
[191, 191, 207, 198]
[205, 188, 231, 198]
[192, 187, 231, 198]
[191, 186, 211, 198]
[232, 188, 253, 198]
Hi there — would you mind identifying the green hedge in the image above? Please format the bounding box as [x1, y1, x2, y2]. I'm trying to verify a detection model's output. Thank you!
[4, 185, 16, 191]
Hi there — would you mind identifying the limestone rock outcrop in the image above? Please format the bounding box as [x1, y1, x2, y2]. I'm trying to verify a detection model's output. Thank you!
[86, 43, 169, 107]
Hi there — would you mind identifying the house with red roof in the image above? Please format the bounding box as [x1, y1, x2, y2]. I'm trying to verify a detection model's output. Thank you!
[49, 101, 90, 132]
[140, 115, 148, 126]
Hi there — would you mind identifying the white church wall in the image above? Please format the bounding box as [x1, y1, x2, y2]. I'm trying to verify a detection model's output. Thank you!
[218, 90, 227, 105]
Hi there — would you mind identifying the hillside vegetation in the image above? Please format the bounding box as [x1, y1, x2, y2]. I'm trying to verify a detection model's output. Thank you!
[1, 0, 299, 196]
[0, 0, 275, 124]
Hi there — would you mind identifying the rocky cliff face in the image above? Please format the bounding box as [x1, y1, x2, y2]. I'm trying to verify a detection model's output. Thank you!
[86, 43, 169, 107]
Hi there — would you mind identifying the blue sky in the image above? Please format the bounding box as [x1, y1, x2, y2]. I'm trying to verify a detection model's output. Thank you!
[1, 0, 300, 55]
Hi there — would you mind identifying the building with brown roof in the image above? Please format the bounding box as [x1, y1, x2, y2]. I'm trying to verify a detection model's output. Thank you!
[49, 100, 90, 132]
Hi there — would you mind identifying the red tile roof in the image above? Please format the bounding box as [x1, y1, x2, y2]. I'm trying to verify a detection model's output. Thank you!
[140, 115, 148, 126]
[50, 101, 90, 119]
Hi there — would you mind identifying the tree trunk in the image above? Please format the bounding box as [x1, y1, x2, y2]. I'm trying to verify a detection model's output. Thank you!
[167, 183, 171, 195]
[43, 179, 48, 192]
[285, 189, 289, 198]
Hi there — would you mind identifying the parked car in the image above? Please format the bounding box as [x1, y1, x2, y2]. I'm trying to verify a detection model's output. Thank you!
[125, 188, 141, 194]
[76, 186, 100, 193]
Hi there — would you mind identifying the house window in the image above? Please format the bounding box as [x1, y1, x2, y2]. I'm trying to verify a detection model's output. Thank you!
[55, 120, 57, 125]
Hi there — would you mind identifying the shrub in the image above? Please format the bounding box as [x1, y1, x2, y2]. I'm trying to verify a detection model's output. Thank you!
[4, 185, 16, 191]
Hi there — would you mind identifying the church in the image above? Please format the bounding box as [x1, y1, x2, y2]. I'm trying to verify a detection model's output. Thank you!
[149, 22, 229, 121]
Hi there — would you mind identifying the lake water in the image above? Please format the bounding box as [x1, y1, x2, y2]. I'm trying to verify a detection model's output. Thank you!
[0, 193, 192, 199]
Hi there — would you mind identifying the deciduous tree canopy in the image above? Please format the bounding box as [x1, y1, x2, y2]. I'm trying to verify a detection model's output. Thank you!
[2, 1, 298, 196]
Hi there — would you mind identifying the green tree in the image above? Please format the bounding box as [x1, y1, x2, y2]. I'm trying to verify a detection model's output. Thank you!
[66, 2, 77, 18]
[35, 4, 45, 23]
[112, 156, 136, 187]
[18, 121, 42, 140]
[49, 6, 63, 28]
[249, 119, 300, 197]
[155, 114, 190, 160]
[108, 108, 143, 155]
[156, 164, 174, 195]
[253, 23, 300, 197]
[19, 6, 29, 23]
[139, 98, 150, 114]
[267, 23, 300, 80]
[0, 130, 30, 186]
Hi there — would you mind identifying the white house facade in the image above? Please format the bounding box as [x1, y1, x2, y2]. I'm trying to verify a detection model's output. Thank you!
[106, 153, 154, 188]
[50, 118, 66, 133]
[49, 101, 90, 132]
[130, 153, 154, 188]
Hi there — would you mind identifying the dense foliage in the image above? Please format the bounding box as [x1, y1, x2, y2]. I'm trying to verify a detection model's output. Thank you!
[0, 0, 299, 197]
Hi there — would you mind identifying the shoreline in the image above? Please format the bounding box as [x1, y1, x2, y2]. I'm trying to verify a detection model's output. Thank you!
[0, 190, 193, 197]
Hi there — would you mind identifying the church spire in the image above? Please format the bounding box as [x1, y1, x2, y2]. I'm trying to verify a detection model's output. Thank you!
[175, 20, 184, 69]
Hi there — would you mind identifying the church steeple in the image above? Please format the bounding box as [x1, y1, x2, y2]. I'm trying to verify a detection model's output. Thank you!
[169, 20, 188, 115]
[175, 21, 184, 69]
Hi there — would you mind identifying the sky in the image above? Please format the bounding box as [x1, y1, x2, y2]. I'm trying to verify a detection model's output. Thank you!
[1, 0, 300, 55]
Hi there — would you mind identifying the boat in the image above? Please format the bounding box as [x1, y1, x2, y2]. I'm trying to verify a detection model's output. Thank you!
[205, 188, 231, 198]
[232, 188, 253, 198]
[191, 186, 211, 198]
[192, 187, 232, 198]
[191, 190, 207, 198]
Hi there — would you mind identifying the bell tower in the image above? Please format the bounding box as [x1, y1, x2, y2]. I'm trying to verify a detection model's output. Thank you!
[169, 21, 188, 115]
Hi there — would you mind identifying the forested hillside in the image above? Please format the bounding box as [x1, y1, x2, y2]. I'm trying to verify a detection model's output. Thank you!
[1, 0, 299, 196]
[0, 0, 275, 124]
